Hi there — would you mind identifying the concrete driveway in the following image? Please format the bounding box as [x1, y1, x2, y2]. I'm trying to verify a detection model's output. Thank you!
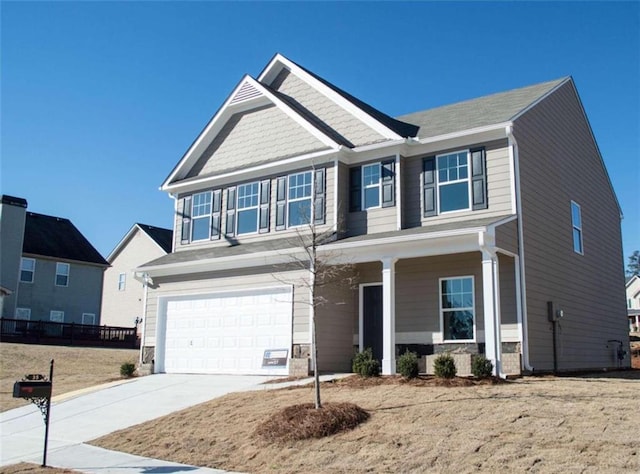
[1, 374, 274, 472]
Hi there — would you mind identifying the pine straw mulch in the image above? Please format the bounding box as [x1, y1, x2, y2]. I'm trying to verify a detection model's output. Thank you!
[254, 402, 369, 442]
[319, 374, 509, 389]
[0, 463, 76, 474]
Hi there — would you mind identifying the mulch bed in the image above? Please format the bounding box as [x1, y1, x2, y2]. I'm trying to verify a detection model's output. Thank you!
[320, 374, 508, 389]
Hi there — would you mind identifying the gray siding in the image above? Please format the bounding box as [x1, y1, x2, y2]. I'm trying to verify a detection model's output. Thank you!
[403, 139, 514, 228]
[515, 81, 628, 371]
[186, 104, 327, 178]
[16, 258, 104, 324]
[347, 207, 397, 237]
[144, 266, 309, 347]
[0, 201, 26, 318]
[495, 219, 519, 255]
[271, 69, 385, 147]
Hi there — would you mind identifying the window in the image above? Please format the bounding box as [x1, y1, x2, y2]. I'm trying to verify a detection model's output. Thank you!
[191, 191, 212, 241]
[50, 310, 64, 323]
[237, 182, 259, 234]
[287, 171, 313, 227]
[362, 163, 381, 209]
[15, 308, 31, 320]
[437, 151, 470, 213]
[118, 273, 126, 291]
[14, 308, 30, 333]
[82, 313, 96, 325]
[55, 262, 70, 287]
[440, 276, 475, 341]
[571, 201, 583, 254]
[20, 258, 35, 283]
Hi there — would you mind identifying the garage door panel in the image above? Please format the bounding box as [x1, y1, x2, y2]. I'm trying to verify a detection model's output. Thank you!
[162, 287, 292, 375]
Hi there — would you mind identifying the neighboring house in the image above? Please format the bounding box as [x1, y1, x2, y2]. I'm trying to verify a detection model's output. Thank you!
[0, 195, 108, 326]
[101, 223, 172, 332]
[626, 275, 640, 332]
[136, 54, 629, 377]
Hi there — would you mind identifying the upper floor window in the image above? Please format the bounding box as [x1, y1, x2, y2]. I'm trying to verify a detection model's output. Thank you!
[440, 276, 475, 342]
[362, 163, 381, 209]
[571, 201, 583, 254]
[55, 263, 70, 287]
[191, 191, 213, 241]
[349, 160, 396, 212]
[287, 171, 313, 227]
[118, 273, 126, 291]
[20, 258, 35, 283]
[423, 148, 487, 217]
[237, 182, 260, 234]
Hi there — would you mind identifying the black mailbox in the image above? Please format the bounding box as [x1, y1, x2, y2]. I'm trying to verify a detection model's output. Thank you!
[13, 381, 52, 399]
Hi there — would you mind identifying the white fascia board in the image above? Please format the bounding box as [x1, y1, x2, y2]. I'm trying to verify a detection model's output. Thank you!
[486, 214, 518, 229]
[259, 54, 404, 141]
[406, 123, 511, 157]
[162, 148, 337, 195]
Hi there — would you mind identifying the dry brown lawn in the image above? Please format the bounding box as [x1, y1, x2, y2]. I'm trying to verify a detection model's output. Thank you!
[1, 343, 139, 411]
[93, 371, 640, 473]
[0, 463, 76, 473]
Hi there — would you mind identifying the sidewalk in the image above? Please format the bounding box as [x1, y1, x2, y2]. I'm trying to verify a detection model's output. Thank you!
[1, 373, 350, 473]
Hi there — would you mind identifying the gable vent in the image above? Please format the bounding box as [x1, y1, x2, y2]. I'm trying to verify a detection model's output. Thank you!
[230, 81, 262, 105]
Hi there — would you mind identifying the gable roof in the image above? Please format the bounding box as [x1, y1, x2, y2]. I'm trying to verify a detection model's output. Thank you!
[23, 212, 108, 266]
[106, 223, 172, 262]
[397, 78, 569, 139]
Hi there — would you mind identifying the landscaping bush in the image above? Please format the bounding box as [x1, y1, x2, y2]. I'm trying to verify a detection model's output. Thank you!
[397, 350, 420, 379]
[120, 362, 136, 378]
[433, 353, 456, 379]
[352, 348, 380, 377]
[471, 355, 493, 378]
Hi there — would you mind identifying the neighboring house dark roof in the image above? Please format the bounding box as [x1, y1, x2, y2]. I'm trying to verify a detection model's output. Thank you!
[1, 195, 28, 208]
[137, 224, 173, 254]
[397, 78, 568, 139]
[289, 58, 420, 139]
[23, 212, 108, 266]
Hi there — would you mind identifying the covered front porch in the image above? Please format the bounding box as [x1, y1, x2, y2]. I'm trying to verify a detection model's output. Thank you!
[320, 216, 525, 377]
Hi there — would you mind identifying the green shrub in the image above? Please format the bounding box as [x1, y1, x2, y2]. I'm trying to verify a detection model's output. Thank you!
[433, 353, 456, 379]
[352, 348, 381, 377]
[120, 362, 136, 378]
[397, 350, 420, 379]
[471, 355, 494, 378]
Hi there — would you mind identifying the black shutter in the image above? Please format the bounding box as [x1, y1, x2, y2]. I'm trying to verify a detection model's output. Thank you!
[422, 157, 437, 217]
[275, 176, 287, 231]
[225, 186, 236, 237]
[471, 148, 488, 210]
[381, 159, 395, 208]
[259, 179, 271, 233]
[314, 168, 326, 225]
[349, 166, 362, 212]
[180, 196, 192, 244]
[210, 189, 222, 240]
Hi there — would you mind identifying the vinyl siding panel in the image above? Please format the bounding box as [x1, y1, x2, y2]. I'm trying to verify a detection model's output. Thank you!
[271, 69, 385, 147]
[101, 229, 167, 329]
[404, 139, 514, 229]
[186, 104, 327, 178]
[347, 207, 397, 236]
[143, 266, 309, 347]
[515, 81, 628, 371]
[495, 220, 519, 255]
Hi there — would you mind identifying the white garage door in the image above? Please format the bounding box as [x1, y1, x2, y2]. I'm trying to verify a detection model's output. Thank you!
[159, 286, 293, 375]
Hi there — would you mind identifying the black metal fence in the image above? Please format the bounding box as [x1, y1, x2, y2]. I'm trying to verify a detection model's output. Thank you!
[0, 318, 139, 349]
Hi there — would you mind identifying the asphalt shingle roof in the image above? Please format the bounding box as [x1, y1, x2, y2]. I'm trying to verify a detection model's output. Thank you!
[23, 212, 108, 266]
[137, 224, 173, 254]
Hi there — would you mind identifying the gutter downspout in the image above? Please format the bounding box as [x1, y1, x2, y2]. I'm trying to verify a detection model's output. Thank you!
[136, 272, 151, 366]
[506, 125, 534, 372]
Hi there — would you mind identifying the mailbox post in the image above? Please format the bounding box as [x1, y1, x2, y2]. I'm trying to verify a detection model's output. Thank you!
[13, 359, 54, 467]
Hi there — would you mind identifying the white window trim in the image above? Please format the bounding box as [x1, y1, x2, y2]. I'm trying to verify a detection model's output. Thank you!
[361, 162, 382, 210]
[15, 308, 31, 320]
[55, 262, 70, 287]
[118, 272, 126, 291]
[236, 181, 260, 235]
[571, 200, 584, 255]
[439, 275, 476, 343]
[82, 313, 96, 325]
[287, 171, 313, 228]
[20, 257, 35, 283]
[436, 149, 472, 215]
[191, 190, 213, 242]
[50, 310, 64, 323]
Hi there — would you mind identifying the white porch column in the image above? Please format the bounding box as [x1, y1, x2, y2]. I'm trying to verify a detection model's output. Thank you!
[381, 257, 397, 375]
[481, 249, 503, 377]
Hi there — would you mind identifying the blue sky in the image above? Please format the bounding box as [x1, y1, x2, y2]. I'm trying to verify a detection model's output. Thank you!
[2, 1, 638, 266]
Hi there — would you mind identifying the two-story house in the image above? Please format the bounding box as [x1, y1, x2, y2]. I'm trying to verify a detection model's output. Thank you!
[136, 54, 629, 377]
[627, 275, 640, 332]
[0, 195, 108, 327]
[101, 223, 172, 332]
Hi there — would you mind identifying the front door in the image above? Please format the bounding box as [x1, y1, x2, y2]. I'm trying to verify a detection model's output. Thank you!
[362, 284, 383, 362]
